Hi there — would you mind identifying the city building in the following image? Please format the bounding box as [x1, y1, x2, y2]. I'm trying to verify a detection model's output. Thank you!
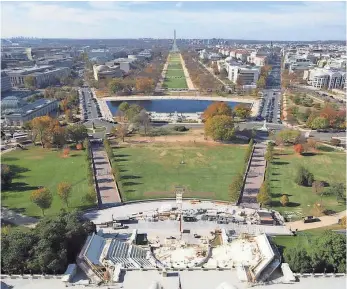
[93, 64, 124, 81]
[105, 57, 137, 74]
[137, 49, 153, 60]
[36, 57, 74, 68]
[87, 49, 113, 62]
[1, 71, 12, 93]
[227, 64, 260, 85]
[303, 68, 346, 90]
[1, 96, 58, 126]
[4, 65, 70, 88]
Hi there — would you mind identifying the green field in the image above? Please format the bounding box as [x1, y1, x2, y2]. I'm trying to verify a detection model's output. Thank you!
[113, 143, 247, 201]
[272, 224, 345, 252]
[2, 147, 90, 218]
[163, 77, 188, 89]
[165, 69, 185, 77]
[163, 53, 188, 89]
[268, 148, 346, 219]
[167, 63, 183, 70]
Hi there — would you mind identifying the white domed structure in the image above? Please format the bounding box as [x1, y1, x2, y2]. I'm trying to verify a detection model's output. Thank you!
[95, 65, 110, 72]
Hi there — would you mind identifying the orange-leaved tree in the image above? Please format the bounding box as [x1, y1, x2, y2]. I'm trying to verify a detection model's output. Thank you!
[202, 102, 232, 121]
[30, 187, 52, 216]
[135, 77, 154, 94]
[31, 116, 63, 148]
[293, 144, 304, 155]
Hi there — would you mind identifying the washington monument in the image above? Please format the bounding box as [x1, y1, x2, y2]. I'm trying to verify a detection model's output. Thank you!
[172, 29, 179, 52]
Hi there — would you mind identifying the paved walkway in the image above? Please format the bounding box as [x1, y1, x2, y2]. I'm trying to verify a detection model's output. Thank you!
[91, 143, 122, 206]
[1, 207, 39, 228]
[180, 53, 196, 90]
[239, 143, 267, 209]
[286, 210, 346, 231]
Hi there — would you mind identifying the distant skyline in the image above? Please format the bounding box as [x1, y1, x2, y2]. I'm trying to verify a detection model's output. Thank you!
[1, 1, 346, 41]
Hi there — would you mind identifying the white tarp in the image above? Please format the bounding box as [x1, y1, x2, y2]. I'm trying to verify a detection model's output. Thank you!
[159, 204, 172, 213]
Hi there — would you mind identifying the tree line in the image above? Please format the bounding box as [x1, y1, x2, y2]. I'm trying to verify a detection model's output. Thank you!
[1, 211, 96, 274]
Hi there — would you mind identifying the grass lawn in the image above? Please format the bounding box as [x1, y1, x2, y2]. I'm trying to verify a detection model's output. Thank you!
[268, 148, 346, 219]
[163, 77, 188, 89]
[2, 147, 90, 218]
[271, 224, 345, 254]
[113, 143, 247, 201]
[165, 69, 186, 77]
[167, 63, 183, 70]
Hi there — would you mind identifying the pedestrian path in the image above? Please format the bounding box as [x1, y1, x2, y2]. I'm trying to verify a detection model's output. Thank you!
[239, 143, 267, 209]
[91, 143, 122, 207]
[1, 207, 39, 228]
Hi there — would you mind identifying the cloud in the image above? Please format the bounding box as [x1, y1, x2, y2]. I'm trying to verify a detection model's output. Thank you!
[1, 1, 345, 40]
[176, 2, 182, 8]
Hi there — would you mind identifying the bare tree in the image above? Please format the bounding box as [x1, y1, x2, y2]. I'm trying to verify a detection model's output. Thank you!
[134, 109, 151, 135]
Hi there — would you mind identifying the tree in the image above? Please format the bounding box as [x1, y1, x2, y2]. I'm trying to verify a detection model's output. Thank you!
[280, 194, 289, 206]
[307, 139, 317, 149]
[114, 123, 129, 142]
[204, 115, 235, 141]
[1, 164, 14, 190]
[284, 247, 312, 273]
[295, 166, 314, 187]
[1, 211, 96, 274]
[65, 109, 73, 122]
[293, 144, 304, 155]
[312, 181, 324, 195]
[31, 116, 59, 148]
[330, 138, 341, 146]
[134, 109, 151, 135]
[265, 150, 273, 162]
[108, 78, 125, 94]
[275, 129, 301, 146]
[67, 124, 88, 144]
[24, 76, 36, 90]
[325, 183, 346, 201]
[233, 104, 251, 119]
[311, 117, 329, 130]
[57, 182, 72, 207]
[118, 102, 130, 113]
[63, 147, 70, 157]
[125, 104, 142, 122]
[202, 102, 232, 120]
[30, 187, 53, 216]
[310, 231, 346, 273]
[256, 77, 266, 89]
[228, 173, 244, 202]
[257, 182, 271, 207]
[135, 77, 155, 94]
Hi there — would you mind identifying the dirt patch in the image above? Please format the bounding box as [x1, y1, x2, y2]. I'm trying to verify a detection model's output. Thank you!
[160, 150, 167, 157]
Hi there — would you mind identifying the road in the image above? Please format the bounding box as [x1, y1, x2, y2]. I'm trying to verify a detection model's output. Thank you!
[80, 87, 100, 121]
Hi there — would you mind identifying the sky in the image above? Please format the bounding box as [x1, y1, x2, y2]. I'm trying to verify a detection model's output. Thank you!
[1, 1, 346, 41]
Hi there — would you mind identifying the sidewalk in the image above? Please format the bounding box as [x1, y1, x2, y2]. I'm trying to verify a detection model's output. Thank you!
[91, 143, 122, 207]
[285, 210, 346, 231]
[239, 142, 267, 209]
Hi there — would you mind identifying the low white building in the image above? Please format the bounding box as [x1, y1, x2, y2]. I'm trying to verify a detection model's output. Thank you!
[303, 67, 346, 89]
[93, 64, 124, 81]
